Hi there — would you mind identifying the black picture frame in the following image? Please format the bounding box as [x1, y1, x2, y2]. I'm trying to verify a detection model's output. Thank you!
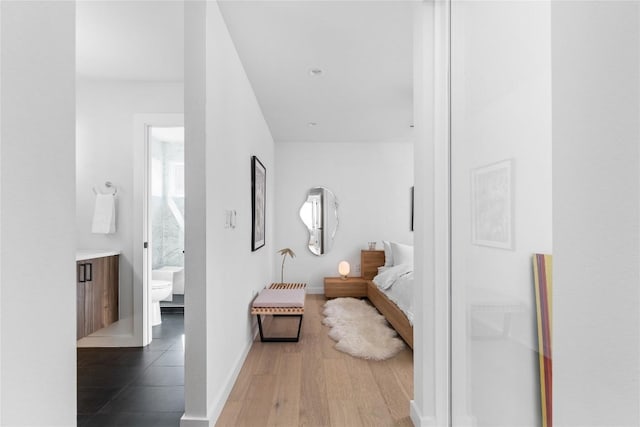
[410, 186, 414, 232]
[251, 156, 266, 251]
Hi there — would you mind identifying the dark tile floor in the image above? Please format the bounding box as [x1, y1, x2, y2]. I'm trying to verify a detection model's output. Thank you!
[77, 313, 184, 427]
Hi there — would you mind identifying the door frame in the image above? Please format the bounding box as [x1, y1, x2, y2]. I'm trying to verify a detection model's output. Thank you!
[133, 113, 184, 346]
[410, 1, 451, 426]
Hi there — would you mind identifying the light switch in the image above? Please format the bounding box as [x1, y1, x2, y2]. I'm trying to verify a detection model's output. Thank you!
[224, 209, 237, 229]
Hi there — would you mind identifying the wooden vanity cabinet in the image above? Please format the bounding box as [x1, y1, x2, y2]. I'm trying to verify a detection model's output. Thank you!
[76, 255, 119, 339]
[100, 255, 119, 326]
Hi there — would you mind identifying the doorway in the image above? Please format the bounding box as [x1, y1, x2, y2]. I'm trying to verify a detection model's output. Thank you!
[133, 114, 184, 346]
[148, 126, 185, 320]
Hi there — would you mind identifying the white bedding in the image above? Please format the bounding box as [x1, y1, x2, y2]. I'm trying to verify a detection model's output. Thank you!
[373, 264, 415, 325]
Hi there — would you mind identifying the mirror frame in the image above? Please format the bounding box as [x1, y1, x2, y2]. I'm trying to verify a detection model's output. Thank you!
[299, 186, 338, 256]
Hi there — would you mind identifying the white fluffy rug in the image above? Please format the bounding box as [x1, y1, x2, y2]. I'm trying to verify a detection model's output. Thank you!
[322, 298, 405, 360]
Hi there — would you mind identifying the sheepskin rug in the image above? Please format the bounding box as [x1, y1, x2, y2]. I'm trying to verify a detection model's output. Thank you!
[322, 298, 405, 360]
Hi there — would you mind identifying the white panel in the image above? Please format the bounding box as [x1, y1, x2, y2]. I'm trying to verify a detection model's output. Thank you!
[183, 0, 208, 421]
[450, 1, 552, 425]
[1, 2, 76, 425]
[552, 2, 640, 425]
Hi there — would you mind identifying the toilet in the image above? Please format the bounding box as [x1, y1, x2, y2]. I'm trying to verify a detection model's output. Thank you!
[152, 266, 184, 297]
[158, 266, 184, 295]
[151, 279, 172, 326]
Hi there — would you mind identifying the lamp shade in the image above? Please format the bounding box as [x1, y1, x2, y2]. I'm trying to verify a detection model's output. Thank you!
[338, 261, 350, 279]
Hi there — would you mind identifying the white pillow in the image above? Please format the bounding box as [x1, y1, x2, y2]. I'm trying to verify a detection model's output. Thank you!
[373, 263, 414, 290]
[382, 240, 393, 267]
[377, 266, 390, 275]
[390, 242, 413, 266]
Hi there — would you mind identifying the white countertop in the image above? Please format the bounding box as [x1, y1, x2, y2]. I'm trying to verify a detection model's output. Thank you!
[76, 249, 121, 261]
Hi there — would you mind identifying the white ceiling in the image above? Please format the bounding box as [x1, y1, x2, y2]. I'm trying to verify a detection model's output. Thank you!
[218, 1, 415, 142]
[76, 1, 415, 143]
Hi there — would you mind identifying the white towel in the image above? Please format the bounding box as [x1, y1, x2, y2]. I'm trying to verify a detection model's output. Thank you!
[92, 194, 116, 234]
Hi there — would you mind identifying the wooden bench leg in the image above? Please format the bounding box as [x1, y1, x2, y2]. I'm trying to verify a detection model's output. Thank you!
[256, 314, 303, 342]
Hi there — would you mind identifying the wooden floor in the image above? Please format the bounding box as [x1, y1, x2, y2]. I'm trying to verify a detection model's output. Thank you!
[216, 295, 413, 427]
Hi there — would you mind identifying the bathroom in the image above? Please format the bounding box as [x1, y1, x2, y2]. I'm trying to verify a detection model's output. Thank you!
[150, 126, 185, 322]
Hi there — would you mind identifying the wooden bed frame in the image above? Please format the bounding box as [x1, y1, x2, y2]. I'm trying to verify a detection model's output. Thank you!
[361, 250, 413, 349]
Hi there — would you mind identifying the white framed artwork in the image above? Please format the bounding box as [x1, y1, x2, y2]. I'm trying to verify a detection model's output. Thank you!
[471, 159, 513, 249]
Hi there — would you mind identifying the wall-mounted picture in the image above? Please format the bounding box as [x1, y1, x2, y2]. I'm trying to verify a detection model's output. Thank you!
[471, 159, 513, 249]
[410, 186, 414, 232]
[251, 155, 266, 251]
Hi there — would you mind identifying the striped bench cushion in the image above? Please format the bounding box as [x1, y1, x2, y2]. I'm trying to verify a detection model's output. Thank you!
[252, 288, 305, 308]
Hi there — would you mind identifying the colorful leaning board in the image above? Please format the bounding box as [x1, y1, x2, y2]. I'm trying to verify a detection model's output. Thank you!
[533, 254, 552, 427]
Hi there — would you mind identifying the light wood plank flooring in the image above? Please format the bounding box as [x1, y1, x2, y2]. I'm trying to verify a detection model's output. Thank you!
[216, 295, 413, 427]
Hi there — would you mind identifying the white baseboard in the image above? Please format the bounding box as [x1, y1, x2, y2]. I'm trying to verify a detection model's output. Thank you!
[211, 327, 257, 424]
[410, 400, 477, 427]
[180, 317, 258, 427]
[410, 400, 439, 427]
[179, 415, 210, 427]
[180, 333, 254, 427]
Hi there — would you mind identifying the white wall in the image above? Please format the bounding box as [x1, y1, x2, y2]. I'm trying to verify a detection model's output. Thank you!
[274, 141, 413, 293]
[1, 2, 76, 425]
[76, 79, 183, 338]
[183, 2, 275, 425]
[552, 2, 640, 425]
[450, 1, 551, 425]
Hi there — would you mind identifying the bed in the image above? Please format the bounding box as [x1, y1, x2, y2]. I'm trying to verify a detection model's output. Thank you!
[362, 250, 414, 349]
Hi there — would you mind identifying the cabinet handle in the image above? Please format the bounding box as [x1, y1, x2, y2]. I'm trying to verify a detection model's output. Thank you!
[86, 263, 92, 282]
[78, 264, 86, 283]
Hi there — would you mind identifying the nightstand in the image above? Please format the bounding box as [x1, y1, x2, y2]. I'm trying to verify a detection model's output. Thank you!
[324, 277, 367, 298]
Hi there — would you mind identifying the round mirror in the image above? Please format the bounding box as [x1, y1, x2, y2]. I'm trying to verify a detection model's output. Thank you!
[299, 187, 338, 255]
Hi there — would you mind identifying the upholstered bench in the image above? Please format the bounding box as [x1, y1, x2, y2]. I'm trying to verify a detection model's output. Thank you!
[251, 283, 306, 342]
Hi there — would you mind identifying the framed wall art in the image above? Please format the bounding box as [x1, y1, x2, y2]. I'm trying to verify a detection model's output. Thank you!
[471, 159, 513, 249]
[410, 186, 414, 232]
[251, 155, 266, 251]
[533, 253, 552, 427]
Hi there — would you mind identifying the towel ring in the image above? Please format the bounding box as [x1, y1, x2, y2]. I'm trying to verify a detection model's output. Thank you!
[93, 181, 118, 196]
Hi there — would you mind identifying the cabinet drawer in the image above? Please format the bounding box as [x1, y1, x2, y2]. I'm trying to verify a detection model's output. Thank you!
[324, 277, 367, 298]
